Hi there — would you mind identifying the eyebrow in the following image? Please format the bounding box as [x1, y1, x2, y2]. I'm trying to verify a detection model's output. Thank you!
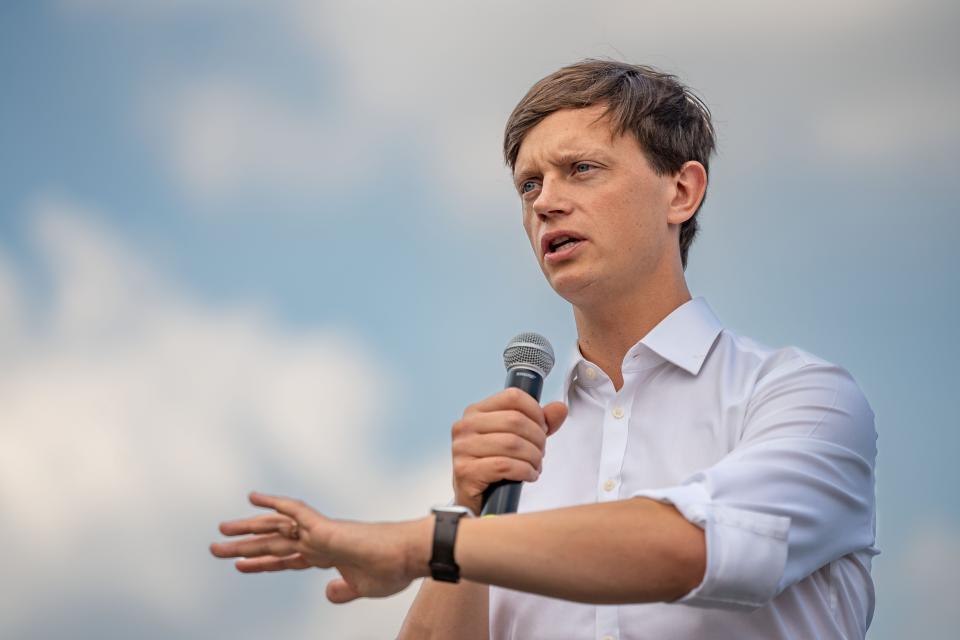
[514, 147, 612, 183]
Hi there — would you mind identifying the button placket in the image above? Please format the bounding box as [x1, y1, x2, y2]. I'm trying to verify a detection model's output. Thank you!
[596, 385, 632, 502]
[596, 606, 619, 640]
[594, 384, 631, 640]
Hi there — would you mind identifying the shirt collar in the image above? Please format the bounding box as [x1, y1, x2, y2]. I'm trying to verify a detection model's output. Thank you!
[560, 297, 723, 402]
[631, 296, 723, 376]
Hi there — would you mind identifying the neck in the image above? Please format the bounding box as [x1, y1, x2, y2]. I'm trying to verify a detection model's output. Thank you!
[572, 274, 691, 391]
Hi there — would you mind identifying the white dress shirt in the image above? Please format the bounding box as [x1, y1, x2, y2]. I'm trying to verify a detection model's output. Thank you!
[488, 297, 878, 640]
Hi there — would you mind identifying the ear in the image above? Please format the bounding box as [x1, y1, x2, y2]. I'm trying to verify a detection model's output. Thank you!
[666, 161, 707, 226]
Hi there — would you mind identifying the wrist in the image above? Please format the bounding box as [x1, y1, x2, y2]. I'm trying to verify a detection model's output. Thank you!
[454, 493, 482, 517]
[405, 516, 434, 580]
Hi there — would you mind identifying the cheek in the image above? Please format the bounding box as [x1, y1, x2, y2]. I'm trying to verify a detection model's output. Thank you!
[522, 211, 536, 247]
[601, 196, 661, 256]
[601, 192, 647, 234]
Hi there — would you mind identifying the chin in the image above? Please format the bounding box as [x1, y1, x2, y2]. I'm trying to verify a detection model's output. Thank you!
[546, 270, 598, 304]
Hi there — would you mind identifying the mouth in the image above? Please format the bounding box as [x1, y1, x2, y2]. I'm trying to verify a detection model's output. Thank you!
[541, 231, 586, 262]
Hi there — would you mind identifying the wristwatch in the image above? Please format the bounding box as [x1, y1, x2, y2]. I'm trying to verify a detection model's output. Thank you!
[429, 505, 474, 583]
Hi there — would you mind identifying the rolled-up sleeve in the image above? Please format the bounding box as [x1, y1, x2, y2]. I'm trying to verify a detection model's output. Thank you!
[632, 360, 878, 610]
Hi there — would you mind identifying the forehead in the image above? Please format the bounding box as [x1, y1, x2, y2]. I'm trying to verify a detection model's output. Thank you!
[513, 105, 626, 174]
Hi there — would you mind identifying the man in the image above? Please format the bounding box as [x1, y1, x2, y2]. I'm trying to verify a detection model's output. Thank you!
[211, 60, 878, 639]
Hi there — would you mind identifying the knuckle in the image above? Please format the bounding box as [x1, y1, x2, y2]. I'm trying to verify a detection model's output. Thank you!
[506, 411, 527, 431]
[452, 418, 475, 438]
[504, 387, 526, 404]
[453, 433, 478, 458]
[504, 434, 524, 454]
[492, 457, 513, 477]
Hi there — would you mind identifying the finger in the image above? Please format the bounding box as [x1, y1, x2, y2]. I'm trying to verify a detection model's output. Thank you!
[543, 401, 568, 437]
[219, 514, 295, 537]
[464, 456, 540, 486]
[464, 388, 547, 429]
[235, 553, 311, 573]
[454, 432, 543, 471]
[326, 577, 362, 604]
[210, 533, 297, 559]
[248, 492, 315, 523]
[457, 410, 547, 450]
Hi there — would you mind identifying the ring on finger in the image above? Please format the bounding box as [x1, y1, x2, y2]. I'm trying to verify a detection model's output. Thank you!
[287, 522, 300, 540]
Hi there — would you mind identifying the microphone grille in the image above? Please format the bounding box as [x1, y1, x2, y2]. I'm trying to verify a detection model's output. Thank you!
[503, 332, 555, 378]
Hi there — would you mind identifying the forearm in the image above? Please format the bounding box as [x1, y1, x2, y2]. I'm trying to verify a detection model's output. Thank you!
[434, 498, 705, 605]
[397, 578, 488, 640]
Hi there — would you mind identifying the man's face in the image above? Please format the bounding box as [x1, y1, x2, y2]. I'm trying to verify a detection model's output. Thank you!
[514, 104, 679, 305]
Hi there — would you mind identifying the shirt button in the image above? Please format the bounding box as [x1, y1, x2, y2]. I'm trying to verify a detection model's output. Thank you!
[603, 479, 617, 492]
[611, 406, 624, 419]
[585, 367, 597, 379]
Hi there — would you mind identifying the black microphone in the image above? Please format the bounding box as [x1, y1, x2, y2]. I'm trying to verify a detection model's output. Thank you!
[481, 332, 556, 516]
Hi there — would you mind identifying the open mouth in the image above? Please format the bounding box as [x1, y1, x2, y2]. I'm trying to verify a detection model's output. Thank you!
[544, 234, 584, 257]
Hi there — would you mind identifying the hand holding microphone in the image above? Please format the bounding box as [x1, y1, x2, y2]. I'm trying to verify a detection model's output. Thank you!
[450, 333, 568, 517]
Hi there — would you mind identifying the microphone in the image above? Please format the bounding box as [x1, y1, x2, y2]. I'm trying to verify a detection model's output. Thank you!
[481, 332, 556, 516]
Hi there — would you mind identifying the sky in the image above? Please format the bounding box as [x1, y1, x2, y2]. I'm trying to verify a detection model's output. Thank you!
[0, 1, 958, 638]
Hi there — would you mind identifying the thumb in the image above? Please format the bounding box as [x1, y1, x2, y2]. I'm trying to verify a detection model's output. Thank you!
[326, 577, 361, 604]
[542, 401, 568, 437]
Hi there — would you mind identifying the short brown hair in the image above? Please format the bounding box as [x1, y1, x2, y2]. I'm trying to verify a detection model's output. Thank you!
[503, 59, 716, 269]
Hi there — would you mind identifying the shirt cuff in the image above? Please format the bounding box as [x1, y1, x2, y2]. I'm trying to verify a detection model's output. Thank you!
[631, 482, 790, 610]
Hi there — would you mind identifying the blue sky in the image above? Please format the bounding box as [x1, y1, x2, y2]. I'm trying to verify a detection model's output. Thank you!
[1, 1, 958, 637]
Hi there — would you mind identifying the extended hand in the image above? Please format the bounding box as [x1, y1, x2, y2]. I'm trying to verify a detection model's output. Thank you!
[210, 492, 431, 603]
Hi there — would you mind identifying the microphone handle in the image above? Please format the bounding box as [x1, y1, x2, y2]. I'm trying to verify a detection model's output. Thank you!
[480, 367, 544, 516]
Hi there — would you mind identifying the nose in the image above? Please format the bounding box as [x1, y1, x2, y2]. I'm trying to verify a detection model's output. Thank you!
[532, 176, 571, 219]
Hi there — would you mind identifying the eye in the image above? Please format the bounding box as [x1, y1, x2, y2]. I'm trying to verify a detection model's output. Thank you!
[574, 162, 593, 173]
[521, 180, 539, 194]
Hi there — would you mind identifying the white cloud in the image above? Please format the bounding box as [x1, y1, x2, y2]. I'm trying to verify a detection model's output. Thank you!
[0, 250, 22, 353]
[121, 0, 954, 220]
[287, 0, 931, 203]
[143, 81, 387, 203]
[0, 196, 449, 637]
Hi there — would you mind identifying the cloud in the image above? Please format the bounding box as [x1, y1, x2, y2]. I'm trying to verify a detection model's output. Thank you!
[0, 250, 22, 353]
[142, 81, 387, 204]
[0, 196, 449, 637]
[116, 0, 957, 218]
[283, 0, 945, 197]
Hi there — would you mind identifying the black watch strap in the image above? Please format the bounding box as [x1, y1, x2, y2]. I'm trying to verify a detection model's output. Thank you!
[429, 508, 469, 583]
